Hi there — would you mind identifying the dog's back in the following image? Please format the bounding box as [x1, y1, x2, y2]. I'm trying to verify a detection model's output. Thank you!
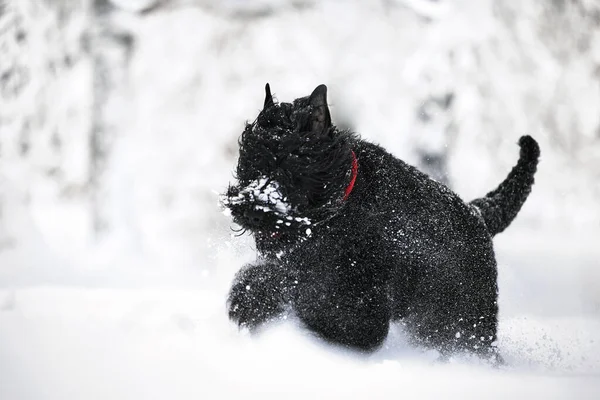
[329, 140, 496, 348]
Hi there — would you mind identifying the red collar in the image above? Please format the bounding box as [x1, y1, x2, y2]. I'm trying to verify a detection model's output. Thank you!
[343, 151, 358, 201]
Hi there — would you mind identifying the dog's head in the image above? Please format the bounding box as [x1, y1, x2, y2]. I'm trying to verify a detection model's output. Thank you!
[222, 84, 357, 253]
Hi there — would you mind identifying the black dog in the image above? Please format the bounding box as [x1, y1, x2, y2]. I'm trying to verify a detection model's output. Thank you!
[222, 84, 539, 360]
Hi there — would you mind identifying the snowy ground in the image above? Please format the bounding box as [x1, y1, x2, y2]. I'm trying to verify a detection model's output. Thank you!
[1, 228, 599, 400]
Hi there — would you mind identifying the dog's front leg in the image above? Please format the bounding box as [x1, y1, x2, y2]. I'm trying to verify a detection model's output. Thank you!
[227, 260, 295, 331]
[292, 233, 392, 352]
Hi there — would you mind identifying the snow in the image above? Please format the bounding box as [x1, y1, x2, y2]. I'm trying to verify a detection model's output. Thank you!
[225, 177, 292, 216]
[2, 0, 600, 399]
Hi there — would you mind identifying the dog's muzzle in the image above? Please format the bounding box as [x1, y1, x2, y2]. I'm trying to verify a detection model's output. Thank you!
[223, 178, 286, 227]
[221, 177, 312, 233]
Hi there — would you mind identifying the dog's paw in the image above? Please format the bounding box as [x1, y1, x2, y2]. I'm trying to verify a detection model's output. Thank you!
[227, 263, 289, 330]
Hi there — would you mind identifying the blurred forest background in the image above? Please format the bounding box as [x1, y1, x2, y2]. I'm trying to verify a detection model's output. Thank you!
[1, 0, 599, 273]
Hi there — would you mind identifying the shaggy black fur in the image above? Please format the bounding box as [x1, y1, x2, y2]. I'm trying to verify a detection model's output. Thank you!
[223, 84, 540, 360]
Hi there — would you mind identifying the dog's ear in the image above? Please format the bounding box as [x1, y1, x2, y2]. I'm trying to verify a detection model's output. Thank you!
[309, 84, 331, 134]
[264, 83, 274, 108]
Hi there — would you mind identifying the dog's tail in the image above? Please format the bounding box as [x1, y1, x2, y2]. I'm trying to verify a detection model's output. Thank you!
[469, 135, 540, 237]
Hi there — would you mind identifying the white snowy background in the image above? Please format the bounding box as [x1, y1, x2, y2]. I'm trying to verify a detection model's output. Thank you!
[1, 0, 599, 399]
